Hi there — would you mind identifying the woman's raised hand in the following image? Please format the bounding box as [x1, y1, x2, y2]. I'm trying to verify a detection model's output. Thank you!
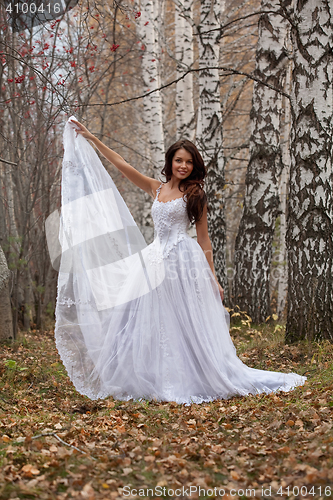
[69, 119, 95, 141]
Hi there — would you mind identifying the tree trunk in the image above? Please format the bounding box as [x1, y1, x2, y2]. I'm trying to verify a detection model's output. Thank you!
[276, 38, 293, 319]
[175, 0, 195, 140]
[0, 164, 6, 249]
[197, 0, 226, 293]
[4, 163, 19, 241]
[286, 0, 333, 342]
[136, 0, 165, 242]
[0, 246, 13, 341]
[137, 2, 165, 164]
[233, 0, 288, 321]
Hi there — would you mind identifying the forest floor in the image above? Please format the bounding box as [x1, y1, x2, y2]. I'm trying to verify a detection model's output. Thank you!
[1, 320, 333, 500]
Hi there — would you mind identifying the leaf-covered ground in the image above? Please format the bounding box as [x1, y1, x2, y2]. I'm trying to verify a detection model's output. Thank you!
[1, 322, 333, 500]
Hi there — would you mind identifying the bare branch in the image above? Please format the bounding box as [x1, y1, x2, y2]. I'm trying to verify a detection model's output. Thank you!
[196, 9, 291, 36]
[76, 66, 289, 111]
[0, 158, 18, 166]
[30, 432, 97, 460]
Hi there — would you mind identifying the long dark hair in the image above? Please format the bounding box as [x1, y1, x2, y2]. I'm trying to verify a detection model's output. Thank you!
[161, 139, 207, 223]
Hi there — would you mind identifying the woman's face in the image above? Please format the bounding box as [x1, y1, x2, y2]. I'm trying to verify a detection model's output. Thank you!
[171, 148, 194, 181]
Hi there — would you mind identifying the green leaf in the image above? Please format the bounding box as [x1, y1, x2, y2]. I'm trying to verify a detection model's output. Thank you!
[5, 359, 17, 370]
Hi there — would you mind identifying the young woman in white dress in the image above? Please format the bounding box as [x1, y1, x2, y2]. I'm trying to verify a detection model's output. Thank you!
[54, 117, 306, 405]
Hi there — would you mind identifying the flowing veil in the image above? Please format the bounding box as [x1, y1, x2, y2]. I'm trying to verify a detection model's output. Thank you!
[46, 116, 165, 399]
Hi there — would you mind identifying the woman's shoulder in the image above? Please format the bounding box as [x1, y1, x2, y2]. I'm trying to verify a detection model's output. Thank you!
[151, 179, 164, 198]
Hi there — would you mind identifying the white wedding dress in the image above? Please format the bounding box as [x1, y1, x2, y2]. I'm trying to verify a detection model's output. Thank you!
[50, 117, 306, 405]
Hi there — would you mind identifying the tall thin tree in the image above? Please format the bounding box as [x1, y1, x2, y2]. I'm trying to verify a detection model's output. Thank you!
[276, 31, 293, 318]
[233, 0, 288, 321]
[197, 0, 226, 292]
[286, 0, 333, 342]
[175, 0, 195, 140]
[136, 0, 165, 242]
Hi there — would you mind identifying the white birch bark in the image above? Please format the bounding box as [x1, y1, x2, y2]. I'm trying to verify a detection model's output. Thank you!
[175, 0, 195, 140]
[276, 43, 293, 319]
[0, 164, 6, 248]
[197, 0, 226, 291]
[4, 165, 19, 241]
[136, 0, 165, 170]
[136, 0, 165, 242]
[286, 0, 333, 342]
[233, 0, 288, 322]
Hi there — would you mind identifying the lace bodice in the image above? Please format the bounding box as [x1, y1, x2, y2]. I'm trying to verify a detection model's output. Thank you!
[151, 184, 190, 256]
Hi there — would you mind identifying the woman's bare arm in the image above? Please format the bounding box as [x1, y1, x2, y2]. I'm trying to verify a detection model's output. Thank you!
[196, 204, 224, 301]
[70, 119, 160, 197]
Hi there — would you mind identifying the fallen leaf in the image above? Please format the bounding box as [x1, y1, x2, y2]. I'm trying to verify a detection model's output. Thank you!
[211, 444, 225, 454]
[157, 479, 168, 487]
[5, 445, 16, 454]
[277, 446, 290, 454]
[21, 464, 40, 478]
[81, 483, 95, 499]
[204, 460, 215, 468]
[115, 424, 126, 433]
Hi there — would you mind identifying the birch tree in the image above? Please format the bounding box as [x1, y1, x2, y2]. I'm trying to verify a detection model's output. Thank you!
[276, 40, 293, 318]
[137, 0, 165, 171]
[175, 0, 195, 140]
[233, 0, 288, 322]
[286, 0, 333, 342]
[196, 0, 226, 291]
[136, 0, 165, 242]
